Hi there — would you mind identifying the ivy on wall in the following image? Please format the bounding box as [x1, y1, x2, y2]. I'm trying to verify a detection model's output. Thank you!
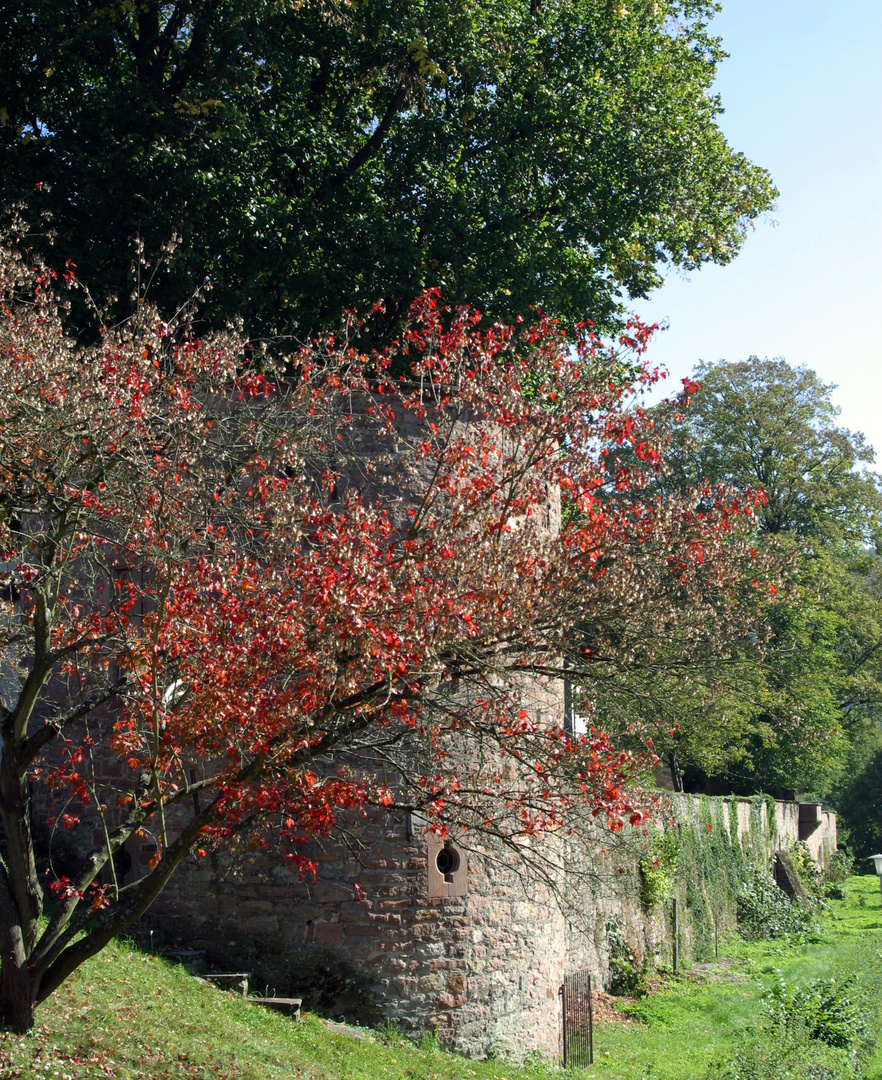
[640, 794, 780, 964]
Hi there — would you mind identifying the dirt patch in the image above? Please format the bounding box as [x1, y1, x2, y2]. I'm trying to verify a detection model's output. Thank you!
[590, 990, 637, 1025]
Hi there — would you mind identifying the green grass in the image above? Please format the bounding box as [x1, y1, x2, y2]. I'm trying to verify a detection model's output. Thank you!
[0, 939, 560, 1080]
[589, 873, 882, 1080]
[3, 876, 882, 1080]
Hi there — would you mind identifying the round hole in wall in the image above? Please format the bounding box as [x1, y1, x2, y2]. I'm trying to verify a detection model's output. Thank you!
[436, 845, 460, 878]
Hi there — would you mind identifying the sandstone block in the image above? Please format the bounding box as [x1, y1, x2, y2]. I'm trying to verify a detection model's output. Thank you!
[312, 922, 343, 947]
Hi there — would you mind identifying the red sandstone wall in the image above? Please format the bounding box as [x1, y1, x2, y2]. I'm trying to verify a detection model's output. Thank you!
[147, 792, 837, 1061]
[150, 813, 569, 1058]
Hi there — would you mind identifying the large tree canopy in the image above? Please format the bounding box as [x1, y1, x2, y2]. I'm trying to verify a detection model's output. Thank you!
[620, 358, 882, 796]
[0, 0, 776, 339]
[662, 358, 882, 545]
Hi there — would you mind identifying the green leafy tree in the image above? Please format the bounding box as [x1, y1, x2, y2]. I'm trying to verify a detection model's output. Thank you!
[833, 734, 882, 860]
[663, 358, 882, 546]
[741, 543, 882, 795]
[0, 0, 776, 339]
[602, 358, 882, 795]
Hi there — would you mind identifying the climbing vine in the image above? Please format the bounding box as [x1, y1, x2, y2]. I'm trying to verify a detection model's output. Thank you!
[648, 794, 778, 962]
[608, 794, 837, 986]
[639, 831, 680, 912]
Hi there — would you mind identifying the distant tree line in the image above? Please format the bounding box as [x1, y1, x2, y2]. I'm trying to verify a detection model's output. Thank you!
[594, 356, 882, 841]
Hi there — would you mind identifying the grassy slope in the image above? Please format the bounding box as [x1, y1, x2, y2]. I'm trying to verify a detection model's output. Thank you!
[2, 875, 882, 1080]
[0, 940, 559, 1080]
[589, 873, 882, 1080]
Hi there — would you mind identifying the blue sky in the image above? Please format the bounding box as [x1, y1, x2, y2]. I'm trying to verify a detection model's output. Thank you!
[631, 1, 882, 457]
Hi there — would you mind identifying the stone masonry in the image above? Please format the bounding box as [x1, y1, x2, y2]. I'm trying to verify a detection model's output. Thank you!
[147, 791, 837, 1060]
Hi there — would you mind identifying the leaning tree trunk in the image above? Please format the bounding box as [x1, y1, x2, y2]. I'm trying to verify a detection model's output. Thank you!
[0, 720, 45, 1033]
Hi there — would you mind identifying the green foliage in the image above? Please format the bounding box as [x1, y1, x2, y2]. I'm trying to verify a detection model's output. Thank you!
[788, 841, 827, 909]
[0, 0, 776, 342]
[763, 972, 872, 1058]
[629, 795, 850, 968]
[833, 742, 882, 861]
[664, 359, 882, 546]
[591, 875, 882, 1080]
[419, 1028, 441, 1054]
[639, 830, 680, 912]
[645, 796, 822, 960]
[633, 357, 882, 796]
[384, 1017, 406, 1044]
[827, 851, 855, 887]
[712, 969, 873, 1080]
[766, 797, 777, 843]
[606, 918, 649, 998]
[731, 546, 882, 796]
[668, 796, 759, 961]
[735, 866, 817, 943]
[709, 1032, 861, 1080]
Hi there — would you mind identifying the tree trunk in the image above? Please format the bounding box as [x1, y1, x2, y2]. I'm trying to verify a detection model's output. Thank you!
[668, 750, 684, 794]
[0, 945, 36, 1032]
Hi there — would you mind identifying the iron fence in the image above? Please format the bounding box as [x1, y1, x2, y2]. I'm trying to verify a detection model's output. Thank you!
[560, 968, 593, 1068]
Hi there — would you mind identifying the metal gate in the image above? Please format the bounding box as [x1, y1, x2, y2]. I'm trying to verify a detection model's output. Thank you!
[560, 968, 594, 1068]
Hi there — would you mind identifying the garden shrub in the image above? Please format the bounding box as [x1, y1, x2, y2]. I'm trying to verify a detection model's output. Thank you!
[788, 841, 853, 903]
[735, 865, 818, 941]
[605, 918, 649, 997]
[824, 850, 852, 897]
[827, 850, 855, 885]
[826, 880, 848, 901]
[709, 1031, 860, 1080]
[763, 972, 872, 1059]
[709, 971, 872, 1080]
[789, 841, 827, 908]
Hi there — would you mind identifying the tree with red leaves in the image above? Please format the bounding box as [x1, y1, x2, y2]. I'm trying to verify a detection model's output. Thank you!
[0, 241, 774, 1030]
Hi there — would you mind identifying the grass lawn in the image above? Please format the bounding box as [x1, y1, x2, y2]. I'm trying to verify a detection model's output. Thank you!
[589, 872, 882, 1080]
[2, 875, 882, 1079]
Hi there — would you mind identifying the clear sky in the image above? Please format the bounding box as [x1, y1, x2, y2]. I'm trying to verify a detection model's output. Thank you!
[630, 1, 882, 456]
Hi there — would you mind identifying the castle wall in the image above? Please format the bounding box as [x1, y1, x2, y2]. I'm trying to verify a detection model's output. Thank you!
[55, 387, 838, 1057]
[148, 791, 837, 1061]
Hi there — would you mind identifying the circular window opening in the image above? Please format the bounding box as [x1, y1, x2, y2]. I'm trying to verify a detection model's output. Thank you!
[436, 845, 460, 879]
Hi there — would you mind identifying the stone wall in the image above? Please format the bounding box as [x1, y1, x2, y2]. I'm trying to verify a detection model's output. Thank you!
[116, 383, 842, 1056]
[147, 790, 837, 1061]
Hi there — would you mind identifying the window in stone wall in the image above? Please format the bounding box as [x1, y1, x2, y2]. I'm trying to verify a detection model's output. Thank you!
[564, 674, 588, 736]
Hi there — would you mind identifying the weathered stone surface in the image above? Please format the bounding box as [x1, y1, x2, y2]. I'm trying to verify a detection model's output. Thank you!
[204, 972, 250, 995]
[149, 794, 837, 1061]
[249, 996, 302, 1020]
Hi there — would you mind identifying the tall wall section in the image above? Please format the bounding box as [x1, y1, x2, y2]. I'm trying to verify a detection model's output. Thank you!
[147, 792, 836, 1061]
